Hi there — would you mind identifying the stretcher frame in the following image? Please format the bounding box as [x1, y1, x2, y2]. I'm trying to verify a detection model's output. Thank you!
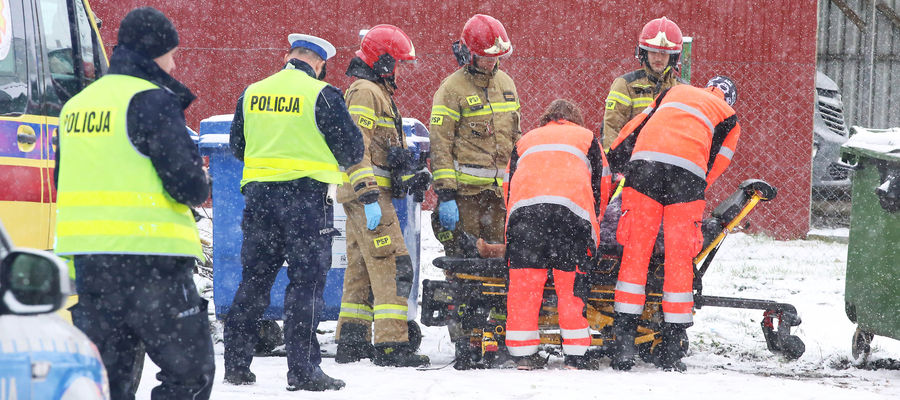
[421, 179, 806, 368]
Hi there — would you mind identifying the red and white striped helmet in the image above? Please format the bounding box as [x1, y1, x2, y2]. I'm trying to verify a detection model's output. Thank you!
[638, 17, 683, 54]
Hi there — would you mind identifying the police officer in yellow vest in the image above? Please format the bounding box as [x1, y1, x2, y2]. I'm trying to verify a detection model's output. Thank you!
[224, 34, 364, 392]
[54, 8, 214, 399]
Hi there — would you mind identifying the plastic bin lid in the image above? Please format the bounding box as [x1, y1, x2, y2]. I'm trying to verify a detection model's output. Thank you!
[199, 114, 235, 148]
[842, 127, 900, 161]
[186, 125, 199, 144]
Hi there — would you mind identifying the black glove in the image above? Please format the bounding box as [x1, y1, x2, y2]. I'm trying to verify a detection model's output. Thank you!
[406, 167, 432, 202]
[191, 207, 203, 222]
[387, 146, 414, 198]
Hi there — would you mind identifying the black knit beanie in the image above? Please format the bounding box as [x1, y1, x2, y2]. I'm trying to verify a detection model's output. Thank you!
[117, 7, 179, 59]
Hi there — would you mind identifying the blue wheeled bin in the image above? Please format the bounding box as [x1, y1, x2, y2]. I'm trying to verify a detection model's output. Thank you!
[199, 115, 428, 322]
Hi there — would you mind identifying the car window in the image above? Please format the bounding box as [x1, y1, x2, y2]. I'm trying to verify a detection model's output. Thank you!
[37, 0, 101, 109]
[72, 0, 98, 82]
[0, 0, 30, 115]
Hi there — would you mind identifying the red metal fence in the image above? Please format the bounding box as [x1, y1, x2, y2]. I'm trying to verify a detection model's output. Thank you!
[91, 1, 817, 239]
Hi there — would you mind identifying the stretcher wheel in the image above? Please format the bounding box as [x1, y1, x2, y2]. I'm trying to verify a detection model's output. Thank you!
[781, 335, 805, 360]
[407, 320, 423, 352]
[851, 328, 874, 363]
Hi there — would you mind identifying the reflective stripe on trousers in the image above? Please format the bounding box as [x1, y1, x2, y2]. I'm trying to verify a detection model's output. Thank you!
[505, 330, 541, 357]
[339, 302, 374, 321]
[614, 280, 646, 315]
[373, 304, 408, 321]
[560, 327, 590, 356]
[662, 291, 694, 323]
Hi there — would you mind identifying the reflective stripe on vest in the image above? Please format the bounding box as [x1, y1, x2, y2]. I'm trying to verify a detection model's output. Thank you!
[630, 150, 707, 180]
[54, 74, 203, 260]
[718, 146, 735, 160]
[657, 102, 714, 136]
[519, 144, 592, 173]
[241, 69, 345, 186]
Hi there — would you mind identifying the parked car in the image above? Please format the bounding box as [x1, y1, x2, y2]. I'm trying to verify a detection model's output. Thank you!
[0, 220, 109, 399]
[812, 71, 854, 199]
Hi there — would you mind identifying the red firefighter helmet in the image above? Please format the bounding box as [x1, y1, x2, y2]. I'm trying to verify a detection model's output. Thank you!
[356, 24, 416, 73]
[637, 17, 683, 54]
[461, 14, 512, 58]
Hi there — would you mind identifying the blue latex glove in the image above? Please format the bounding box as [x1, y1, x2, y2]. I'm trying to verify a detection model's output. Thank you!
[364, 201, 382, 230]
[438, 200, 459, 231]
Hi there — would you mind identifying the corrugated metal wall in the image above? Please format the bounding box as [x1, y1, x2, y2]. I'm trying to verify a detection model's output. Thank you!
[818, 0, 900, 129]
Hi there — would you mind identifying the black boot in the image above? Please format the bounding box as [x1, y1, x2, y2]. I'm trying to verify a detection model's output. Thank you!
[654, 323, 689, 372]
[335, 323, 374, 364]
[373, 343, 431, 367]
[286, 368, 345, 391]
[610, 312, 639, 371]
[515, 354, 547, 370]
[453, 339, 477, 370]
[564, 355, 592, 370]
[223, 367, 256, 385]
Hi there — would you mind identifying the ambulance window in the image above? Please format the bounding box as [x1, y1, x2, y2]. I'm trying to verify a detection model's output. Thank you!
[0, 0, 29, 115]
[38, 0, 78, 101]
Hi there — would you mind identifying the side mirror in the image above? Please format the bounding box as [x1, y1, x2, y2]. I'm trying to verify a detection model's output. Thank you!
[0, 249, 72, 315]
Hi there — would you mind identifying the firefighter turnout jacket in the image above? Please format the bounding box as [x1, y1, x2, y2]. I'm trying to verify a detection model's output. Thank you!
[336, 72, 415, 346]
[430, 66, 522, 198]
[336, 79, 407, 203]
[601, 66, 680, 149]
[55, 74, 203, 260]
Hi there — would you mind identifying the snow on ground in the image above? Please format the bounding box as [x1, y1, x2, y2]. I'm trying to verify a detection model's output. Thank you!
[139, 212, 899, 399]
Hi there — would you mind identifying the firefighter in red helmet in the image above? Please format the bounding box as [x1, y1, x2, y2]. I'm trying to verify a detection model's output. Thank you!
[334, 24, 431, 368]
[600, 16, 684, 149]
[428, 14, 522, 369]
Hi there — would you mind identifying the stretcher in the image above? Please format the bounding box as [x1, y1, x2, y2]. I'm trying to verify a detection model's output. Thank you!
[420, 179, 805, 369]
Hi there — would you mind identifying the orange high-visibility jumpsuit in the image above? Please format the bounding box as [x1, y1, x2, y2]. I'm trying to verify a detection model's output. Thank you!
[607, 84, 741, 324]
[503, 120, 611, 356]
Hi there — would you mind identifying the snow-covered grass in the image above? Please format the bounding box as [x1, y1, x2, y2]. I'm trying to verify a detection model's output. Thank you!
[137, 212, 899, 399]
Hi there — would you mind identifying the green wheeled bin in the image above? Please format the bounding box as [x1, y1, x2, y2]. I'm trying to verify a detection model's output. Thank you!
[841, 127, 900, 362]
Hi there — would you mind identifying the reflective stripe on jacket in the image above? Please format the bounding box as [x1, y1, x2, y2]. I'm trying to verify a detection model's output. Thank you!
[55, 74, 203, 260]
[241, 68, 344, 186]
